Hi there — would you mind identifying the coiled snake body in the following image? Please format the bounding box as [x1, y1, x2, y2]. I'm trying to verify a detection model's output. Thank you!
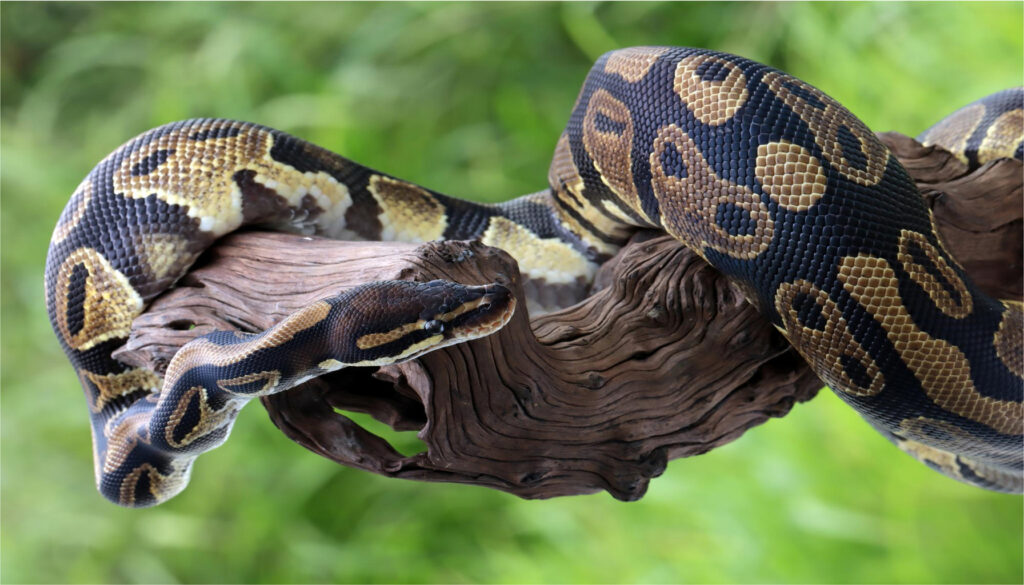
[45, 47, 1024, 507]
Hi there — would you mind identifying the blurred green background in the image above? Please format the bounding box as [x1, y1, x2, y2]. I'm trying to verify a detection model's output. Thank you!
[2, 2, 1022, 583]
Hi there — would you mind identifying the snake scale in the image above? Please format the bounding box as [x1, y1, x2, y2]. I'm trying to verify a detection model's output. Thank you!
[45, 47, 1024, 507]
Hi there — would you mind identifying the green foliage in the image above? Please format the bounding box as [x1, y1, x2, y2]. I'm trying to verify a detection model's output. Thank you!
[2, 2, 1021, 583]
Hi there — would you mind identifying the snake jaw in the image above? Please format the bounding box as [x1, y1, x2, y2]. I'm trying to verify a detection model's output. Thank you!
[440, 283, 516, 343]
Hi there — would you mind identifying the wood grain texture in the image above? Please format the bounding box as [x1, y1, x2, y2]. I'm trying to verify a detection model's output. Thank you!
[115, 133, 1022, 500]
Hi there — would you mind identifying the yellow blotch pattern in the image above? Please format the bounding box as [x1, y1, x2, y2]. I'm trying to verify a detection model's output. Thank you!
[673, 54, 748, 126]
[755, 140, 827, 212]
[368, 175, 447, 242]
[838, 254, 1022, 435]
[55, 247, 144, 351]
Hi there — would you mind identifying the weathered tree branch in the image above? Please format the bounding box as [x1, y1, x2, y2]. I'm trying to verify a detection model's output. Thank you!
[115, 133, 1022, 500]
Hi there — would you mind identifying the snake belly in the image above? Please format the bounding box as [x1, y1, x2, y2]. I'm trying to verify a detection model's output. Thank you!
[46, 47, 1024, 506]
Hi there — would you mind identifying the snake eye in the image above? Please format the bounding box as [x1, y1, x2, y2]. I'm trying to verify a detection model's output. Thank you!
[423, 320, 445, 335]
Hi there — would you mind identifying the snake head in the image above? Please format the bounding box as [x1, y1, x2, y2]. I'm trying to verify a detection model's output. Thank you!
[337, 279, 516, 366]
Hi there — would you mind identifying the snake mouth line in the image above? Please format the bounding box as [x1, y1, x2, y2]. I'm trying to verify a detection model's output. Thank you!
[445, 284, 516, 341]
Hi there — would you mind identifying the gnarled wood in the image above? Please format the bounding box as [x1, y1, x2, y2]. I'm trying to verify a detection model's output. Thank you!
[116, 133, 1022, 500]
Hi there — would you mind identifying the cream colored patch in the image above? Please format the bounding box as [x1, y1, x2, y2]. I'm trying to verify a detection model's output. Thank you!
[838, 254, 1021, 435]
[919, 104, 985, 165]
[52, 180, 93, 245]
[318, 358, 345, 370]
[368, 175, 447, 242]
[978, 108, 1024, 164]
[55, 247, 144, 351]
[894, 437, 964, 480]
[82, 367, 161, 413]
[755, 140, 827, 212]
[217, 370, 282, 396]
[481, 216, 597, 284]
[163, 301, 332, 389]
[349, 334, 445, 367]
[673, 54, 748, 126]
[601, 199, 638, 224]
[603, 47, 669, 82]
[133, 232, 193, 282]
[254, 168, 352, 234]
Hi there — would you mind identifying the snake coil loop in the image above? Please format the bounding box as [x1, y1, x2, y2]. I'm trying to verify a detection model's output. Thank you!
[45, 47, 1024, 506]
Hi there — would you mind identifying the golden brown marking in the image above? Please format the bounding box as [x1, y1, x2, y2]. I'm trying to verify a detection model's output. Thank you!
[838, 254, 1022, 435]
[775, 279, 885, 397]
[978, 108, 1024, 164]
[111, 121, 265, 235]
[650, 124, 774, 259]
[81, 368, 161, 413]
[51, 180, 92, 245]
[755, 140, 827, 212]
[548, 134, 634, 253]
[118, 463, 168, 507]
[918, 104, 985, 165]
[165, 386, 216, 448]
[548, 133, 585, 202]
[163, 301, 332, 388]
[894, 437, 965, 479]
[582, 89, 645, 217]
[133, 232, 195, 283]
[995, 301, 1024, 378]
[673, 54, 748, 126]
[368, 175, 447, 242]
[435, 296, 487, 322]
[112, 121, 352, 236]
[891, 434, 1018, 490]
[603, 47, 669, 83]
[764, 71, 889, 186]
[387, 335, 444, 362]
[101, 410, 153, 474]
[897, 230, 973, 318]
[216, 370, 282, 395]
[55, 247, 144, 351]
[356, 321, 423, 350]
[481, 216, 597, 284]
[253, 159, 352, 232]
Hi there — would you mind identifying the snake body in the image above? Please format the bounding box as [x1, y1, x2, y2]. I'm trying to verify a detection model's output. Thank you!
[46, 47, 1024, 507]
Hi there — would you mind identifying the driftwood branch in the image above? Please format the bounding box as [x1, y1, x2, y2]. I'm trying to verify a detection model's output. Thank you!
[116, 132, 1022, 500]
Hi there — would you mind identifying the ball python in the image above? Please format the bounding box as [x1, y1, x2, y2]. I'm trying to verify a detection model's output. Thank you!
[45, 47, 1024, 507]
